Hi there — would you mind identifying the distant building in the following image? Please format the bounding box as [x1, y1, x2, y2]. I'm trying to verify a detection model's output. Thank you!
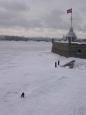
[66, 27, 77, 43]
[52, 9, 86, 59]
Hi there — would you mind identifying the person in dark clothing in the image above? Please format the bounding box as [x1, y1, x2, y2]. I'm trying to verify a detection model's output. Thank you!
[58, 60, 60, 66]
[55, 61, 57, 68]
[21, 92, 25, 98]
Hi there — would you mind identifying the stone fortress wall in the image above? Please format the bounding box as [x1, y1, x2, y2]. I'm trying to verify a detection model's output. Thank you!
[52, 41, 86, 59]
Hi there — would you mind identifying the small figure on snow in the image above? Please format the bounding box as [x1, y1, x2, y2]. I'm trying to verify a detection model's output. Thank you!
[55, 61, 57, 68]
[21, 92, 25, 98]
[58, 60, 60, 66]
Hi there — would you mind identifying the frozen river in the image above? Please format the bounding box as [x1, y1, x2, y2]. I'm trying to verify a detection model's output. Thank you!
[0, 41, 86, 115]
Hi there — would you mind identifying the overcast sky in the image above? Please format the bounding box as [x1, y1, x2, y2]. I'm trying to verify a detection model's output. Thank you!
[0, 0, 86, 38]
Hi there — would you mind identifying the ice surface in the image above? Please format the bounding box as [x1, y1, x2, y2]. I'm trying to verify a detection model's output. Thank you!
[0, 41, 86, 115]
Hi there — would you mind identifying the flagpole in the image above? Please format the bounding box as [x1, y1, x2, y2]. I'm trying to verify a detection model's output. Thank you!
[71, 10, 72, 28]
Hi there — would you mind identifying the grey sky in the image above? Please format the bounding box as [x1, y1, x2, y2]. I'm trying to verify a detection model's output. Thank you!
[0, 0, 86, 38]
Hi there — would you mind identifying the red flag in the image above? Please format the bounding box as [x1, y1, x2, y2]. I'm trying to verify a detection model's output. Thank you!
[67, 8, 72, 14]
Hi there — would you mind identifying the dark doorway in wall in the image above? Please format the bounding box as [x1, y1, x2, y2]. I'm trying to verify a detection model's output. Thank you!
[77, 49, 81, 54]
[78, 49, 81, 53]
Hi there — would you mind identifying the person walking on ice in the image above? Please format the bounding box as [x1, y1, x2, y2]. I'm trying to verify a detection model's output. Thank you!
[55, 61, 57, 68]
[58, 60, 60, 66]
[21, 92, 25, 98]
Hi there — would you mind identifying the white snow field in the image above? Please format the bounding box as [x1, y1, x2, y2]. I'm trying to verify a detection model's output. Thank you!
[0, 41, 86, 115]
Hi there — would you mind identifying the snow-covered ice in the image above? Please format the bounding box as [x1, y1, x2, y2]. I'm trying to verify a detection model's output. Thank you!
[0, 41, 86, 115]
